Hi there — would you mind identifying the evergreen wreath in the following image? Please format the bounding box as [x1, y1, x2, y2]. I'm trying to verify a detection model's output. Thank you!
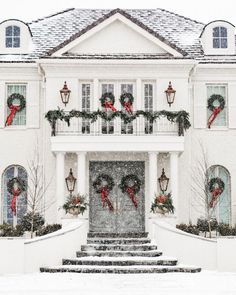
[119, 174, 141, 194]
[120, 93, 134, 112]
[100, 92, 115, 108]
[7, 177, 27, 194]
[7, 93, 26, 111]
[207, 94, 225, 112]
[208, 177, 225, 193]
[151, 193, 175, 214]
[93, 174, 115, 193]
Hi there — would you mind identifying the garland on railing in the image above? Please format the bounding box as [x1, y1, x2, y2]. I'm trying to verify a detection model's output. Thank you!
[45, 108, 191, 136]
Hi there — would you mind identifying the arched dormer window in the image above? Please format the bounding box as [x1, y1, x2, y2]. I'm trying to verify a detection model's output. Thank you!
[213, 26, 227, 48]
[5, 25, 20, 48]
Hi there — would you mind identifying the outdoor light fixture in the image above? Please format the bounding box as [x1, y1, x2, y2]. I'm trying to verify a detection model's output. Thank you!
[65, 168, 76, 196]
[158, 168, 169, 193]
[60, 81, 71, 106]
[165, 81, 176, 107]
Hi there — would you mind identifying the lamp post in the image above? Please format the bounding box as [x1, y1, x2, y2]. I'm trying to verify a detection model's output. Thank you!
[165, 81, 176, 107]
[60, 81, 71, 107]
[65, 168, 76, 197]
[158, 168, 169, 194]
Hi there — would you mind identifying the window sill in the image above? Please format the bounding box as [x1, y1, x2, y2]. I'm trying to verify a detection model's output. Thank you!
[206, 126, 228, 131]
[4, 126, 27, 130]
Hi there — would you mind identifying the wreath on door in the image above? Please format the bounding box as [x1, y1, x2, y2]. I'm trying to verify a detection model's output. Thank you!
[119, 174, 141, 208]
[93, 174, 114, 211]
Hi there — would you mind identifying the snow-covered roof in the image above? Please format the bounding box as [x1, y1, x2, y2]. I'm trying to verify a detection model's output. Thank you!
[1, 8, 235, 63]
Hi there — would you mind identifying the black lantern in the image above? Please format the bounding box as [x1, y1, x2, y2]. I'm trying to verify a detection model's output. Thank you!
[158, 168, 169, 193]
[65, 168, 76, 196]
[60, 81, 71, 106]
[165, 81, 176, 107]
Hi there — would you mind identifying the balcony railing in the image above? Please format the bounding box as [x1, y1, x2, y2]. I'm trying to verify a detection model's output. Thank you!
[56, 116, 178, 136]
[45, 109, 190, 137]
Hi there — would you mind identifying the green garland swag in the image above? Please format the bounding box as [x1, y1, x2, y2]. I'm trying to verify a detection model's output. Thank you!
[45, 108, 191, 136]
[93, 174, 115, 193]
[207, 94, 225, 112]
[208, 177, 225, 193]
[7, 177, 27, 194]
[7, 93, 26, 111]
[151, 193, 174, 214]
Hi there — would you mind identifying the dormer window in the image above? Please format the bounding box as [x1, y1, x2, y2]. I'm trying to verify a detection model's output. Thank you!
[5, 25, 20, 48]
[213, 26, 227, 49]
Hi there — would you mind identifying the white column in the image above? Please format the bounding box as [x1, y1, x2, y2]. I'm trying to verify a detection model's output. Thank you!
[77, 152, 87, 195]
[170, 152, 179, 220]
[148, 152, 158, 204]
[56, 152, 65, 222]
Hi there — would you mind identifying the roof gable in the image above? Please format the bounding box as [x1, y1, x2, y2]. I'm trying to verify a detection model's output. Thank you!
[49, 9, 185, 57]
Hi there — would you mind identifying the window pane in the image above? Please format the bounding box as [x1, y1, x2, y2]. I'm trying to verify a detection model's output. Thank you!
[207, 85, 226, 127]
[13, 37, 20, 48]
[221, 38, 228, 48]
[5, 37, 12, 48]
[213, 38, 220, 48]
[13, 26, 20, 36]
[6, 84, 26, 126]
[220, 27, 227, 37]
[5, 26, 12, 36]
[213, 27, 219, 37]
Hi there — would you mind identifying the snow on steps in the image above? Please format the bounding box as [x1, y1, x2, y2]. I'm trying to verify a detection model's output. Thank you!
[40, 264, 201, 274]
[40, 232, 201, 274]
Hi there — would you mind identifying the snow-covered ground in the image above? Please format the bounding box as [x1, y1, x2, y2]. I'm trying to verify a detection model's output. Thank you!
[0, 271, 235, 295]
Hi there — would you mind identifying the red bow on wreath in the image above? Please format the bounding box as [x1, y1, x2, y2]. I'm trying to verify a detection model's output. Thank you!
[123, 101, 133, 114]
[208, 107, 221, 129]
[126, 186, 138, 208]
[5, 105, 21, 126]
[104, 101, 117, 112]
[10, 188, 21, 215]
[209, 187, 223, 208]
[101, 186, 114, 211]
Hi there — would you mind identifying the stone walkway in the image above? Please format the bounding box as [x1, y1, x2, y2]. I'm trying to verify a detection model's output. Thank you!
[0, 271, 235, 294]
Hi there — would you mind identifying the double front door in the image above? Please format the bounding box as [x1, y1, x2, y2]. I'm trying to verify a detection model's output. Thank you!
[89, 161, 145, 233]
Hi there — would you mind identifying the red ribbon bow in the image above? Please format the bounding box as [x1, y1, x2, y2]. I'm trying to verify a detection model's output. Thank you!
[126, 186, 138, 208]
[123, 102, 133, 114]
[209, 188, 223, 208]
[101, 187, 114, 211]
[5, 105, 21, 126]
[104, 102, 117, 112]
[10, 188, 21, 215]
[208, 107, 221, 128]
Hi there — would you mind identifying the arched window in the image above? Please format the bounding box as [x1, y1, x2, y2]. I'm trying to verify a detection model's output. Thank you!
[5, 25, 20, 48]
[2, 165, 27, 225]
[207, 165, 231, 224]
[213, 27, 227, 48]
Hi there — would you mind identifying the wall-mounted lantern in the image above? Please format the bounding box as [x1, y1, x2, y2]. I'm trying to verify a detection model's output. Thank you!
[158, 168, 169, 193]
[65, 168, 76, 196]
[60, 81, 71, 106]
[165, 81, 176, 107]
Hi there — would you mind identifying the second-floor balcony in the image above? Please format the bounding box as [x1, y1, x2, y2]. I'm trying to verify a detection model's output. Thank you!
[46, 109, 190, 137]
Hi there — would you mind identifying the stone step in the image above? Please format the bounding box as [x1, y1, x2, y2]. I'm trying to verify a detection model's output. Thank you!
[87, 238, 151, 245]
[40, 264, 201, 274]
[76, 249, 163, 257]
[81, 244, 157, 251]
[87, 232, 148, 238]
[62, 256, 178, 266]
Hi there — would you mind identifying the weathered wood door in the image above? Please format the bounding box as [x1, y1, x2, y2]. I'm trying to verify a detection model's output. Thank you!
[89, 161, 145, 233]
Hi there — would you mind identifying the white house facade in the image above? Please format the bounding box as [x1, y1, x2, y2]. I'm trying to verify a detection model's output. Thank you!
[0, 8, 235, 234]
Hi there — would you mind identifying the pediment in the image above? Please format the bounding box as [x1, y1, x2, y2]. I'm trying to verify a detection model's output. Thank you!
[52, 13, 182, 57]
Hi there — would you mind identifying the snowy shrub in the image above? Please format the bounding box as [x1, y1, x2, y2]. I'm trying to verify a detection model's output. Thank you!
[36, 224, 62, 236]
